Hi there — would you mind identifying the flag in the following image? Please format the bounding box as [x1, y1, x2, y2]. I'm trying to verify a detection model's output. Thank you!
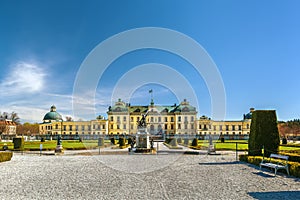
[149, 89, 153, 93]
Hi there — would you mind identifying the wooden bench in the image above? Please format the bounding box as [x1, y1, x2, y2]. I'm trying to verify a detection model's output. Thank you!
[259, 154, 289, 176]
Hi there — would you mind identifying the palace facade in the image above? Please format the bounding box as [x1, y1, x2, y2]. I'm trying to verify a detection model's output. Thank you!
[39, 101, 252, 136]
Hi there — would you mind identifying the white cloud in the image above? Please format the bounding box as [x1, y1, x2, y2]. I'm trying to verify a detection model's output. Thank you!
[0, 61, 46, 95]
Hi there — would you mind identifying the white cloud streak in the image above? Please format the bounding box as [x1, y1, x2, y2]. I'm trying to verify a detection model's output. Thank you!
[0, 62, 46, 95]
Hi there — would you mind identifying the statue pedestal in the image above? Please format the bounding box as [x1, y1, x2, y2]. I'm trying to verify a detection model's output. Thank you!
[55, 145, 64, 154]
[135, 128, 151, 153]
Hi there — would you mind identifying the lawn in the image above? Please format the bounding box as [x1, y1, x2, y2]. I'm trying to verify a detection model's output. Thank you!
[0, 140, 113, 151]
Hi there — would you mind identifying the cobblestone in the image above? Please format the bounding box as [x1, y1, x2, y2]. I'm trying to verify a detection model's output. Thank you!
[0, 152, 299, 199]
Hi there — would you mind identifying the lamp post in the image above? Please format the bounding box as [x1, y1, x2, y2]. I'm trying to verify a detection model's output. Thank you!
[55, 119, 64, 154]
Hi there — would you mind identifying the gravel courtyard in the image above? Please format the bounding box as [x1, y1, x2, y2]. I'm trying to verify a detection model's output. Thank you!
[0, 152, 299, 200]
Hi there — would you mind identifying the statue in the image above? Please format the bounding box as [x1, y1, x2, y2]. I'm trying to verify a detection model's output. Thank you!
[138, 111, 148, 128]
[57, 135, 62, 145]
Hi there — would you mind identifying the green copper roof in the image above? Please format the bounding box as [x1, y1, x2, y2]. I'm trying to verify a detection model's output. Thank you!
[43, 105, 63, 121]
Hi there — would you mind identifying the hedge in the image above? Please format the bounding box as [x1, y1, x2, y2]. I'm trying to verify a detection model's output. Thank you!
[239, 155, 300, 178]
[0, 152, 13, 162]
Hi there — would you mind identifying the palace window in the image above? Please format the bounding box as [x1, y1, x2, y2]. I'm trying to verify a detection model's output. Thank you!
[158, 117, 161, 122]
[110, 116, 113, 121]
[171, 117, 174, 122]
[123, 116, 126, 121]
[232, 125, 235, 130]
[226, 125, 229, 131]
[178, 116, 181, 122]
[184, 116, 188, 122]
[238, 125, 242, 130]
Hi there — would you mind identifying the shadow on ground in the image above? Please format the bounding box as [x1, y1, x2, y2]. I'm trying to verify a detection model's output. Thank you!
[252, 171, 274, 178]
[199, 161, 240, 165]
[248, 191, 300, 200]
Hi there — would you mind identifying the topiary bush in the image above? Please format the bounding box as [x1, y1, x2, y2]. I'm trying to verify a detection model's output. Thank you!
[184, 138, 189, 146]
[119, 138, 126, 147]
[191, 138, 198, 147]
[0, 152, 13, 162]
[177, 138, 182, 144]
[13, 137, 24, 151]
[282, 137, 287, 145]
[169, 138, 178, 147]
[249, 110, 280, 157]
[128, 137, 133, 145]
[110, 137, 117, 145]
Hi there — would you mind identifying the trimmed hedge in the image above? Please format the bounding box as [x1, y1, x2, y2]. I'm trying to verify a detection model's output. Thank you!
[110, 138, 117, 145]
[191, 138, 198, 147]
[280, 153, 300, 163]
[13, 137, 24, 151]
[119, 138, 126, 147]
[165, 138, 178, 146]
[184, 138, 189, 146]
[177, 138, 182, 144]
[0, 152, 13, 162]
[239, 155, 300, 178]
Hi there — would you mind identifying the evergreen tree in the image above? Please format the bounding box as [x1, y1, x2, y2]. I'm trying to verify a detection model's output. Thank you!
[249, 110, 280, 157]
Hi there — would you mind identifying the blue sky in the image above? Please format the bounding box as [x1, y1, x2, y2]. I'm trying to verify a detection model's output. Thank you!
[0, 0, 300, 122]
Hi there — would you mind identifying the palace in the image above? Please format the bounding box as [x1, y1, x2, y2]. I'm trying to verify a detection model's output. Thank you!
[39, 100, 252, 137]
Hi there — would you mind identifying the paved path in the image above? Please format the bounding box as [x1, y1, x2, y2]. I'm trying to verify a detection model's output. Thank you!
[0, 152, 299, 199]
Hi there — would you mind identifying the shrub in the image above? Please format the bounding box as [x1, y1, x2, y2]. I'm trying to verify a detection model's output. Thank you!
[177, 138, 182, 144]
[282, 138, 287, 145]
[220, 137, 225, 143]
[184, 138, 189, 146]
[169, 138, 178, 147]
[191, 138, 198, 147]
[249, 110, 280, 157]
[0, 152, 13, 162]
[13, 137, 24, 151]
[110, 138, 117, 145]
[119, 138, 126, 147]
[280, 153, 300, 163]
[128, 137, 133, 145]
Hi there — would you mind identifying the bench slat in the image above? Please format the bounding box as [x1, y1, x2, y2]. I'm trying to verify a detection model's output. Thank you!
[270, 154, 289, 160]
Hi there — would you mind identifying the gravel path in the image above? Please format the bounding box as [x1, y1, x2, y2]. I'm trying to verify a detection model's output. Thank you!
[0, 152, 299, 200]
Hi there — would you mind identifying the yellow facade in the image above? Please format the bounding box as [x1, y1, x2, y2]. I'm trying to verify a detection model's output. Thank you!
[39, 105, 252, 136]
[39, 119, 108, 135]
[197, 115, 251, 136]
